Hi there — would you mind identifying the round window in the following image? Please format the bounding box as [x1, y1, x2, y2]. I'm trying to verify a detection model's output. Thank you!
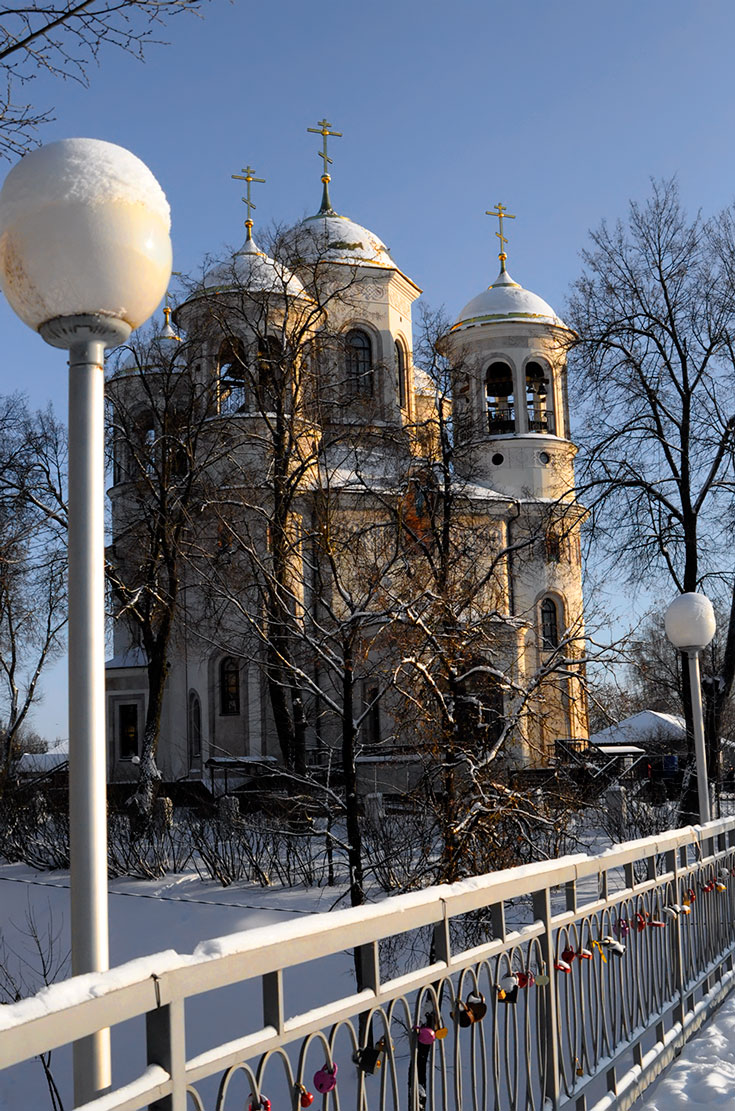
[492, 453, 504, 466]
[539, 451, 551, 465]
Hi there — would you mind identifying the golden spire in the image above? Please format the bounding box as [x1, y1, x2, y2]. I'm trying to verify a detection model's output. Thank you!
[231, 165, 266, 241]
[307, 117, 342, 213]
[485, 202, 516, 273]
[161, 301, 180, 342]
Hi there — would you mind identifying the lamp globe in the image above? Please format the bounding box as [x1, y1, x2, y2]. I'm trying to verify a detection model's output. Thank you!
[664, 593, 716, 654]
[0, 137, 171, 343]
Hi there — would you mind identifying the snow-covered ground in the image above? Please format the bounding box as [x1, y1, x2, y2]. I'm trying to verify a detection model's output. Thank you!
[642, 991, 735, 1109]
[1, 861, 735, 1110]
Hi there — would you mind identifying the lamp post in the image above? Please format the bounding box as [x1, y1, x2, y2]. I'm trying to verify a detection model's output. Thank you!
[0, 138, 172, 1103]
[664, 592, 717, 825]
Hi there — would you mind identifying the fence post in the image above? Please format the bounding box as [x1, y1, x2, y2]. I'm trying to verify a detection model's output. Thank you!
[146, 993, 187, 1111]
[263, 970, 284, 1034]
[356, 942, 381, 994]
[432, 898, 451, 966]
[665, 848, 686, 1027]
[533, 885, 560, 1111]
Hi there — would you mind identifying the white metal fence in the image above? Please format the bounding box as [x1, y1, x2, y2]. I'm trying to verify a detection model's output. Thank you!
[3, 817, 735, 1111]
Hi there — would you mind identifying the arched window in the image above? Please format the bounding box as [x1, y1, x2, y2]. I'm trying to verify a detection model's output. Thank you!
[486, 363, 514, 432]
[526, 361, 554, 433]
[112, 430, 125, 485]
[395, 339, 408, 410]
[256, 335, 285, 408]
[188, 690, 202, 761]
[545, 526, 562, 563]
[220, 656, 240, 715]
[117, 702, 141, 760]
[136, 411, 156, 478]
[218, 338, 248, 414]
[345, 329, 373, 398]
[541, 597, 560, 650]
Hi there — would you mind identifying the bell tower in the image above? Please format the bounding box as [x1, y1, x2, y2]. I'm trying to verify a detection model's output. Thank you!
[444, 205, 588, 762]
[446, 204, 576, 504]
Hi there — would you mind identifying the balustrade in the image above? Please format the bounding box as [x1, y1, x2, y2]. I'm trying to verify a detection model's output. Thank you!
[3, 819, 735, 1111]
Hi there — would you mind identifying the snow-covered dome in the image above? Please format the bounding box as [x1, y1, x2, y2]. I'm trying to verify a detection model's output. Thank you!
[452, 268, 564, 332]
[281, 207, 396, 270]
[202, 236, 308, 298]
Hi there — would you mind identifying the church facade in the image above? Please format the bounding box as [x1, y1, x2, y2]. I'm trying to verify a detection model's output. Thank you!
[105, 134, 589, 796]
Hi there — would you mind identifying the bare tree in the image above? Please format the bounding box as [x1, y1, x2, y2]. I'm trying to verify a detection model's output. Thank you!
[567, 178, 735, 816]
[388, 307, 589, 880]
[106, 322, 221, 828]
[179, 229, 413, 911]
[0, 900, 69, 1109]
[0, 397, 66, 794]
[0, 0, 209, 159]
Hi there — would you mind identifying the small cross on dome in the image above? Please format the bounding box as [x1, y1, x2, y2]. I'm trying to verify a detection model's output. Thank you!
[307, 118, 342, 214]
[231, 165, 265, 242]
[486, 202, 516, 272]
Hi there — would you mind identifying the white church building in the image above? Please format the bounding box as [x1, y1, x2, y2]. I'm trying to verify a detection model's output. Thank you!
[105, 125, 589, 796]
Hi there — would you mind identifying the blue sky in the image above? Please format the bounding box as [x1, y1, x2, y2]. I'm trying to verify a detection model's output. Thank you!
[3, 0, 734, 739]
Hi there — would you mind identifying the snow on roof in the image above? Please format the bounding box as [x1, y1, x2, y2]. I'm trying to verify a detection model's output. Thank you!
[460, 480, 512, 502]
[206, 755, 277, 765]
[202, 237, 307, 298]
[589, 711, 686, 748]
[17, 740, 69, 774]
[595, 743, 647, 756]
[281, 209, 398, 271]
[452, 268, 565, 332]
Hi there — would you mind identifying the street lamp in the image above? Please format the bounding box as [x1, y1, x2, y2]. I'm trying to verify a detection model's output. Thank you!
[664, 592, 716, 825]
[0, 138, 171, 1103]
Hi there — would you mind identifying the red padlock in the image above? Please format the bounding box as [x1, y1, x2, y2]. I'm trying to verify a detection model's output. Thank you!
[297, 1085, 314, 1108]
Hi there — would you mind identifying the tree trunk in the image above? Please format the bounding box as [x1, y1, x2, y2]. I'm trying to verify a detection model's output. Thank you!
[342, 639, 365, 911]
[128, 641, 167, 835]
[266, 639, 295, 768]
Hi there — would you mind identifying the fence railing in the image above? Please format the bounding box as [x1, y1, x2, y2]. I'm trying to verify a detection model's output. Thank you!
[3, 817, 735, 1111]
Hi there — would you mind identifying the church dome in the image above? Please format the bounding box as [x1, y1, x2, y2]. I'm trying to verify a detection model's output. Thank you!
[281, 208, 396, 270]
[202, 236, 308, 299]
[452, 268, 564, 332]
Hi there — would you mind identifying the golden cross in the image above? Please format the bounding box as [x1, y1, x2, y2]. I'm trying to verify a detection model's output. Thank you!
[485, 202, 516, 271]
[232, 165, 266, 240]
[307, 118, 342, 184]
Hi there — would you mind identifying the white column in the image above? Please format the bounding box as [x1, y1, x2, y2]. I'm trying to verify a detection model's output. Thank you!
[67, 339, 111, 1101]
[687, 651, 711, 824]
